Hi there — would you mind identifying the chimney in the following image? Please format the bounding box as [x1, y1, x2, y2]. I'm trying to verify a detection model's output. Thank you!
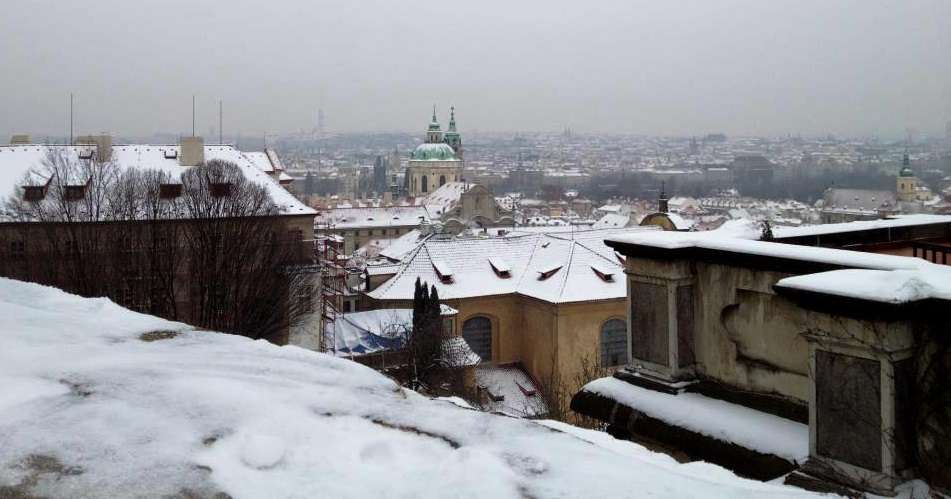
[95, 134, 112, 161]
[180, 136, 204, 166]
[10, 134, 31, 145]
[75, 134, 112, 160]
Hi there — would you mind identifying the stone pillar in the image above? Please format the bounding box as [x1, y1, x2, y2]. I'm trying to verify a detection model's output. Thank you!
[802, 318, 916, 495]
[625, 257, 696, 382]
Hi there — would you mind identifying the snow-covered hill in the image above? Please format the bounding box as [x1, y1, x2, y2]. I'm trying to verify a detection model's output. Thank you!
[0, 279, 826, 498]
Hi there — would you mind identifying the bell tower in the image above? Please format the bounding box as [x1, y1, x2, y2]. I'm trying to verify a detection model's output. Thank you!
[896, 153, 917, 203]
[444, 106, 463, 160]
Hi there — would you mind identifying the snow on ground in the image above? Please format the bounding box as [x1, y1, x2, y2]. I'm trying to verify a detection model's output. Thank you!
[582, 377, 809, 463]
[0, 279, 829, 498]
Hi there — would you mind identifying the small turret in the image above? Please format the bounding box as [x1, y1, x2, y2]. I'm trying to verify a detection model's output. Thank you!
[426, 105, 443, 143]
[444, 105, 463, 160]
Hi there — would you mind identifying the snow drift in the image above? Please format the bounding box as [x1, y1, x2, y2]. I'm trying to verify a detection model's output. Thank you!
[0, 279, 826, 498]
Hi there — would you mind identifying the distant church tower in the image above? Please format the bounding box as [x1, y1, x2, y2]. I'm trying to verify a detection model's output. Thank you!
[444, 106, 463, 160]
[406, 105, 464, 197]
[897, 153, 918, 203]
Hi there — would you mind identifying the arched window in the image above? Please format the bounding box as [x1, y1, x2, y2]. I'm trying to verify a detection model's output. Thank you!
[600, 319, 628, 367]
[421, 175, 428, 193]
[462, 316, 492, 362]
[439, 175, 446, 187]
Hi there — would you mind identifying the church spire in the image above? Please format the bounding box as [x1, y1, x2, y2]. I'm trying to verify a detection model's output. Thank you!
[658, 181, 669, 213]
[432, 104, 438, 124]
[448, 106, 457, 132]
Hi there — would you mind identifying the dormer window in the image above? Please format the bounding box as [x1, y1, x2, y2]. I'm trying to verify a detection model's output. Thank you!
[590, 264, 615, 282]
[164, 150, 178, 159]
[489, 257, 511, 278]
[537, 264, 562, 280]
[23, 185, 46, 202]
[78, 150, 94, 160]
[210, 182, 232, 197]
[159, 184, 182, 199]
[64, 185, 86, 201]
[433, 260, 454, 284]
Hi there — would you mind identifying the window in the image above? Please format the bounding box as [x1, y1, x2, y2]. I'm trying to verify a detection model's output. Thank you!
[462, 316, 492, 362]
[23, 186, 46, 202]
[10, 240, 25, 259]
[210, 182, 232, 197]
[287, 229, 303, 242]
[64, 185, 86, 201]
[421, 175, 428, 193]
[439, 175, 446, 187]
[159, 184, 182, 199]
[600, 319, 628, 367]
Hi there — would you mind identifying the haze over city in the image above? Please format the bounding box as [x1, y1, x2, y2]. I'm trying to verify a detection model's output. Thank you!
[2, 0, 949, 138]
[4, 2, 951, 498]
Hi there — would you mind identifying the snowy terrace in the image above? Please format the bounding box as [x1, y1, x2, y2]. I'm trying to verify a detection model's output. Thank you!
[604, 216, 951, 305]
[0, 279, 828, 498]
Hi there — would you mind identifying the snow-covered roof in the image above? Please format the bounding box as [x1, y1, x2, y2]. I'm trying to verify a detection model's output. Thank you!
[607, 229, 934, 271]
[0, 144, 315, 216]
[368, 228, 655, 304]
[244, 151, 275, 173]
[592, 213, 629, 229]
[476, 364, 548, 418]
[379, 229, 429, 261]
[423, 181, 469, 215]
[316, 206, 430, 229]
[665, 213, 695, 230]
[441, 336, 481, 367]
[0, 278, 825, 497]
[771, 214, 951, 239]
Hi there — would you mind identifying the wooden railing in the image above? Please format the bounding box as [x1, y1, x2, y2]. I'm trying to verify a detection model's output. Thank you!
[912, 241, 951, 265]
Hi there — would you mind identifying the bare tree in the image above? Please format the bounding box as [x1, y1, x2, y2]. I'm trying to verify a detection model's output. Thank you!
[1, 149, 313, 342]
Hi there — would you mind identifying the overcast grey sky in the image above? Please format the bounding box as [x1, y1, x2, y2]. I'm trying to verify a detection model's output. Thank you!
[1, 0, 949, 139]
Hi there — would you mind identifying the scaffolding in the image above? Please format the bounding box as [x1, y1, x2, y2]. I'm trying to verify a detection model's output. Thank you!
[315, 220, 346, 354]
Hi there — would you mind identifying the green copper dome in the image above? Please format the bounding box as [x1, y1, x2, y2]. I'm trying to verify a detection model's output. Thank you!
[412, 142, 457, 161]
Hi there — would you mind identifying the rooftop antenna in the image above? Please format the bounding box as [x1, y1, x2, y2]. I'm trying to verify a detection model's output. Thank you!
[218, 100, 223, 145]
[69, 93, 74, 145]
[191, 95, 196, 137]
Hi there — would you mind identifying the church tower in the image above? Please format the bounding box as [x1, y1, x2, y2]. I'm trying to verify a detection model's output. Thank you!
[444, 106, 463, 160]
[406, 105, 464, 197]
[427, 106, 443, 144]
[896, 153, 918, 203]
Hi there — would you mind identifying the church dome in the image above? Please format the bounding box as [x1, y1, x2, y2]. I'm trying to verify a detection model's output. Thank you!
[412, 142, 457, 161]
[899, 166, 915, 177]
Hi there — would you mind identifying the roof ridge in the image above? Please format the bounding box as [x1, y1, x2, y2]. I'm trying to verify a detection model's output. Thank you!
[554, 239, 577, 300]
[573, 238, 624, 268]
[514, 233, 544, 292]
[367, 240, 428, 298]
